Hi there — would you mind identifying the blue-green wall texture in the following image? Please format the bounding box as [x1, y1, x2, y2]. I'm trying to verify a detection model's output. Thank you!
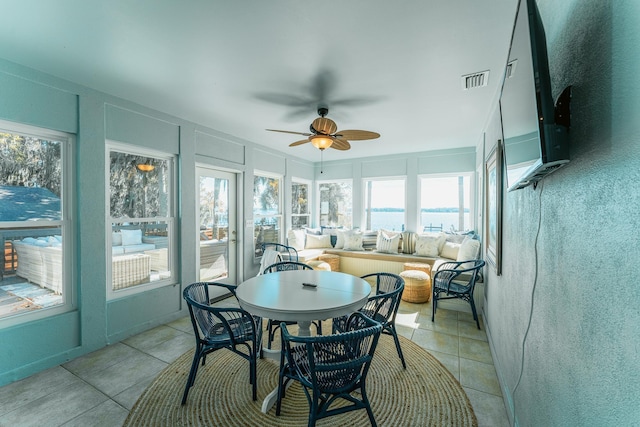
[484, 1, 640, 425]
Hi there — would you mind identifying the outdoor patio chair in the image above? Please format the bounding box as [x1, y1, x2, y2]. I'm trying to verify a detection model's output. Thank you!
[276, 312, 383, 427]
[332, 272, 406, 369]
[181, 282, 263, 404]
[432, 259, 486, 329]
[262, 260, 322, 348]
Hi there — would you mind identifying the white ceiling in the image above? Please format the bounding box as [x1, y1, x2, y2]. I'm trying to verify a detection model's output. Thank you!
[0, 0, 518, 162]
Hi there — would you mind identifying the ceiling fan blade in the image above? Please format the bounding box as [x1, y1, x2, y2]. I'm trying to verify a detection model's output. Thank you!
[331, 138, 351, 151]
[334, 130, 381, 141]
[266, 129, 312, 136]
[289, 138, 311, 147]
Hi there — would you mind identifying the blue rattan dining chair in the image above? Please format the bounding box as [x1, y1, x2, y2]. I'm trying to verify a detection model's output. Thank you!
[262, 261, 322, 348]
[432, 259, 486, 329]
[276, 312, 383, 427]
[181, 282, 263, 404]
[261, 242, 299, 262]
[332, 272, 406, 369]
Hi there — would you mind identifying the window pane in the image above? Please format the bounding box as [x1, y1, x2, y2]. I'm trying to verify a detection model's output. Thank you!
[319, 182, 352, 228]
[291, 182, 308, 214]
[254, 217, 281, 257]
[1, 129, 67, 320]
[109, 150, 174, 293]
[253, 176, 279, 215]
[364, 179, 405, 231]
[420, 176, 471, 232]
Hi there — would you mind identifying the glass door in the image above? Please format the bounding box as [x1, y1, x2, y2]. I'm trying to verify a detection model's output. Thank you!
[197, 168, 237, 284]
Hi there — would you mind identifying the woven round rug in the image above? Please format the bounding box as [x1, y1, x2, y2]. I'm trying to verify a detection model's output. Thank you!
[124, 333, 477, 427]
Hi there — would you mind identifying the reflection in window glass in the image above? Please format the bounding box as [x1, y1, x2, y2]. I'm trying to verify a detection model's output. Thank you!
[364, 179, 405, 231]
[318, 181, 352, 229]
[109, 150, 174, 293]
[253, 174, 281, 257]
[0, 126, 69, 321]
[420, 175, 471, 232]
[291, 180, 310, 229]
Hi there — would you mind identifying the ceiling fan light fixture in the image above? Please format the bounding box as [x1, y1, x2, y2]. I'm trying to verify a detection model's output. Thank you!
[310, 135, 333, 150]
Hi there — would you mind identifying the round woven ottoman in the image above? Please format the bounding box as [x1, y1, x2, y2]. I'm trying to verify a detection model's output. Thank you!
[306, 260, 331, 271]
[400, 270, 431, 303]
[318, 254, 340, 272]
[403, 262, 432, 276]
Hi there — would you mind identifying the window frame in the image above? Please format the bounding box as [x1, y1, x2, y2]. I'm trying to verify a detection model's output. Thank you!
[291, 178, 311, 230]
[418, 172, 474, 233]
[106, 142, 177, 300]
[362, 176, 406, 232]
[0, 120, 75, 327]
[316, 179, 353, 229]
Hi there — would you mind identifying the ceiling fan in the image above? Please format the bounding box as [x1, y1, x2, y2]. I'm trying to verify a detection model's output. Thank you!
[266, 107, 380, 151]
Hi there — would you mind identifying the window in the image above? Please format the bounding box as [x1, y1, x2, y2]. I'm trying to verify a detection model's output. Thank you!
[419, 174, 471, 232]
[291, 179, 310, 230]
[0, 122, 73, 322]
[318, 181, 352, 229]
[108, 146, 175, 297]
[363, 178, 405, 231]
[253, 173, 281, 258]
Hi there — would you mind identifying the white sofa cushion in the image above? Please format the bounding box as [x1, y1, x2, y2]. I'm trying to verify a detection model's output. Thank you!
[287, 229, 306, 251]
[305, 233, 332, 249]
[457, 238, 481, 268]
[343, 230, 364, 251]
[440, 241, 461, 260]
[335, 229, 349, 249]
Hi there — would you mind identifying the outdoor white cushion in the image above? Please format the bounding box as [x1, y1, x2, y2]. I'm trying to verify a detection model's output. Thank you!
[343, 230, 364, 251]
[376, 229, 400, 254]
[287, 229, 306, 251]
[305, 233, 332, 249]
[112, 232, 123, 246]
[121, 229, 142, 246]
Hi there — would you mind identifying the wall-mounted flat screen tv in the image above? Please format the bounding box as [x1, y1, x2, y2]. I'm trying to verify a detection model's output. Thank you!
[499, 0, 570, 191]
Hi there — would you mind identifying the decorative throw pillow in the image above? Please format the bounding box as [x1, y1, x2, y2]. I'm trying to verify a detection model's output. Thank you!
[335, 229, 349, 249]
[343, 231, 364, 251]
[401, 231, 416, 254]
[305, 233, 332, 249]
[440, 241, 461, 260]
[457, 238, 481, 268]
[287, 229, 306, 251]
[121, 229, 142, 246]
[414, 232, 446, 257]
[376, 229, 401, 254]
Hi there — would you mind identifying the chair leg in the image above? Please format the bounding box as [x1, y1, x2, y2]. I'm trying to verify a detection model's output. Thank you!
[361, 385, 378, 427]
[181, 347, 202, 405]
[431, 293, 437, 322]
[469, 297, 481, 330]
[388, 325, 406, 369]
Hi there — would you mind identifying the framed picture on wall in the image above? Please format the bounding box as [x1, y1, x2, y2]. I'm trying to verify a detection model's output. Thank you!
[485, 140, 503, 275]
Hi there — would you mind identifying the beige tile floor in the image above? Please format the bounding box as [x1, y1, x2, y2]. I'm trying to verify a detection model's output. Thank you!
[0, 297, 509, 427]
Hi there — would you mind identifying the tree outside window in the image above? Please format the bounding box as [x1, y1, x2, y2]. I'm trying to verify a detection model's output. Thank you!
[291, 180, 310, 229]
[253, 173, 281, 257]
[318, 181, 352, 228]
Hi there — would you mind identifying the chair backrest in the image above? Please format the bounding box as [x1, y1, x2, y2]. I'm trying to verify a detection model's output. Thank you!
[261, 243, 299, 262]
[433, 259, 485, 293]
[360, 273, 404, 326]
[281, 312, 383, 391]
[258, 246, 282, 275]
[263, 260, 312, 274]
[183, 282, 257, 344]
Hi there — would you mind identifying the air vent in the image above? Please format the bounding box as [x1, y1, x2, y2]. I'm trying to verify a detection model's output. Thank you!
[462, 70, 489, 90]
[506, 60, 517, 78]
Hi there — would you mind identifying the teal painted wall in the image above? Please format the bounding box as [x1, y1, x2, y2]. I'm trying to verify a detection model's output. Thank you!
[0, 56, 476, 386]
[483, 1, 640, 425]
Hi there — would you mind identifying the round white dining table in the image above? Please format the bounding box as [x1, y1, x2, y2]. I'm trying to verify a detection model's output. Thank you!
[236, 269, 371, 413]
[236, 269, 371, 337]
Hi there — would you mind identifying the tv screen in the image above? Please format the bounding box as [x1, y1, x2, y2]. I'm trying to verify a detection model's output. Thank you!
[500, 0, 569, 191]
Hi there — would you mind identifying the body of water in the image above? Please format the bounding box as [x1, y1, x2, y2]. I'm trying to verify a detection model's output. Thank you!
[368, 211, 470, 232]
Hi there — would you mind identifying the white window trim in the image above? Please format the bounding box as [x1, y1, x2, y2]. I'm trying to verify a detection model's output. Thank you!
[361, 176, 407, 231]
[105, 141, 177, 300]
[0, 120, 75, 327]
